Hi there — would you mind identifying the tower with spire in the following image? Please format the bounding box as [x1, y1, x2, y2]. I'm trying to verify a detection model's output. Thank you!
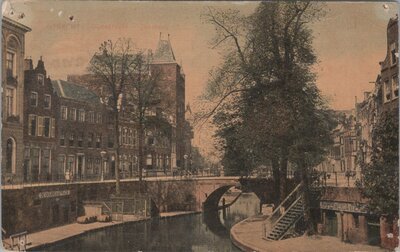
[150, 33, 186, 171]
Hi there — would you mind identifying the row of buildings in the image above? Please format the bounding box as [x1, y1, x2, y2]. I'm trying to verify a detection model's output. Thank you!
[318, 16, 398, 179]
[2, 16, 193, 184]
[316, 16, 399, 248]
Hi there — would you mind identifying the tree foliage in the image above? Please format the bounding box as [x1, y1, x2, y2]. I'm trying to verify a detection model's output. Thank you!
[359, 109, 399, 217]
[201, 2, 333, 233]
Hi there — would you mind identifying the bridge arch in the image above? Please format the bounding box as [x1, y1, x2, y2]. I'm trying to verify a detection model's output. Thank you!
[202, 185, 237, 211]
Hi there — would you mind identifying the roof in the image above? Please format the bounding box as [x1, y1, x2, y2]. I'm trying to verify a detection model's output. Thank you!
[153, 38, 176, 63]
[2, 16, 31, 32]
[51, 80, 101, 104]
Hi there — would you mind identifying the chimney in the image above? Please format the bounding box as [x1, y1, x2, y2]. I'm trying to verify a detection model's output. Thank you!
[24, 58, 33, 70]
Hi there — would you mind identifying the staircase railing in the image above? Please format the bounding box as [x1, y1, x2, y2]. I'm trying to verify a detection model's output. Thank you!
[263, 182, 304, 238]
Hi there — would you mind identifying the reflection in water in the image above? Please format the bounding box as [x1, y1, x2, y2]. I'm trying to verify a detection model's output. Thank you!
[42, 193, 260, 252]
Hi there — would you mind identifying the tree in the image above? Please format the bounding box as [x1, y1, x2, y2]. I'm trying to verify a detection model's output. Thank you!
[88, 38, 135, 195]
[125, 52, 161, 183]
[88, 39, 162, 195]
[359, 109, 399, 218]
[201, 2, 332, 233]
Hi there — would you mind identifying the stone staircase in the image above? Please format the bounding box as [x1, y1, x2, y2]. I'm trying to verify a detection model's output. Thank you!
[263, 173, 324, 241]
[263, 182, 305, 241]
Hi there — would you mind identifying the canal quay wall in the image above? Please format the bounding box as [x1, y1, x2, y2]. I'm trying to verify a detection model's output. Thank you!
[230, 186, 397, 251]
[2, 177, 238, 236]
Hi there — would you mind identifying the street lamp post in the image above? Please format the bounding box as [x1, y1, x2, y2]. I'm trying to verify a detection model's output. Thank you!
[100, 151, 107, 181]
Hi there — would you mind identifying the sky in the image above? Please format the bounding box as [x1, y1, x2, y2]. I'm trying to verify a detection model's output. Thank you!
[2, 0, 398, 155]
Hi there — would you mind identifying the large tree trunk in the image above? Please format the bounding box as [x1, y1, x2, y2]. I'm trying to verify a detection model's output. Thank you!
[138, 121, 145, 184]
[279, 147, 288, 202]
[272, 158, 280, 206]
[300, 158, 315, 235]
[114, 109, 120, 195]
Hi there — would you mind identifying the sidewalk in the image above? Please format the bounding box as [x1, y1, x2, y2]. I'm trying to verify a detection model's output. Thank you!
[230, 215, 387, 252]
[3, 211, 196, 251]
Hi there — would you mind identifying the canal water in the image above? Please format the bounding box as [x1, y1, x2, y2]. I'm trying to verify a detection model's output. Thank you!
[43, 193, 260, 252]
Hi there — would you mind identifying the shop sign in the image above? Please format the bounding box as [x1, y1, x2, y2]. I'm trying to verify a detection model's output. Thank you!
[320, 200, 368, 213]
[38, 190, 70, 199]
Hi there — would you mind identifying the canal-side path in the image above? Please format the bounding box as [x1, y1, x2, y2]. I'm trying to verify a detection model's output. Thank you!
[230, 215, 387, 252]
[4, 211, 197, 251]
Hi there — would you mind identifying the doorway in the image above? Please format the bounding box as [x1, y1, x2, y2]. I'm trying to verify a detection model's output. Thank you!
[325, 210, 338, 236]
[52, 204, 59, 225]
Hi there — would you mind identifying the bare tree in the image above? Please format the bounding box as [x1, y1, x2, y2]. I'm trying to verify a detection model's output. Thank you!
[88, 38, 136, 195]
[126, 52, 161, 183]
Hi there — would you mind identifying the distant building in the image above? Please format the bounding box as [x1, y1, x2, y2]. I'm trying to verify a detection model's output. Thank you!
[1, 17, 31, 184]
[377, 16, 398, 113]
[51, 80, 113, 181]
[23, 58, 58, 182]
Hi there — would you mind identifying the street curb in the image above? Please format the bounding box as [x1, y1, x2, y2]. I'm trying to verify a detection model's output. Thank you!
[230, 217, 264, 252]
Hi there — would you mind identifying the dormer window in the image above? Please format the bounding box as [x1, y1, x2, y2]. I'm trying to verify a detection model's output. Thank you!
[38, 74, 44, 85]
[390, 42, 397, 66]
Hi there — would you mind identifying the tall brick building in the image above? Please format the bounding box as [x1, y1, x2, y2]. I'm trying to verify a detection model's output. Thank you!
[23, 58, 58, 182]
[1, 17, 31, 184]
[150, 35, 186, 170]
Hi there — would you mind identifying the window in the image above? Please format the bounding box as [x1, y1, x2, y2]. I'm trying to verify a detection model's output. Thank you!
[128, 129, 133, 145]
[44, 95, 51, 109]
[78, 109, 85, 122]
[385, 80, 391, 102]
[6, 88, 15, 117]
[61, 106, 68, 120]
[88, 111, 95, 123]
[6, 51, 14, 78]
[37, 74, 44, 85]
[37, 116, 43, 136]
[94, 158, 101, 174]
[69, 108, 76, 121]
[30, 92, 38, 107]
[29, 114, 37, 136]
[31, 148, 40, 181]
[390, 42, 397, 65]
[122, 128, 127, 145]
[69, 133, 75, 146]
[392, 75, 399, 98]
[78, 132, 84, 147]
[96, 113, 102, 124]
[96, 134, 102, 148]
[108, 132, 114, 148]
[88, 133, 94, 148]
[6, 138, 16, 173]
[43, 117, 51, 137]
[51, 118, 56, 138]
[58, 155, 66, 174]
[86, 158, 93, 174]
[43, 149, 51, 174]
[67, 156, 75, 173]
[60, 131, 65, 146]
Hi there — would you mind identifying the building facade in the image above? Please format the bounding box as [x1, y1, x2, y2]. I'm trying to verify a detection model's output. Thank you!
[52, 80, 115, 181]
[1, 17, 31, 184]
[23, 58, 58, 182]
[377, 16, 398, 113]
[150, 35, 186, 170]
